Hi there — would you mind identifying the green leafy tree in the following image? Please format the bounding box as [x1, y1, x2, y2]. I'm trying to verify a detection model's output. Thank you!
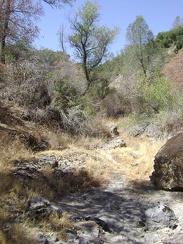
[138, 69, 173, 113]
[156, 26, 183, 50]
[68, 1, 119, 94]
[125, 16, 154, 75]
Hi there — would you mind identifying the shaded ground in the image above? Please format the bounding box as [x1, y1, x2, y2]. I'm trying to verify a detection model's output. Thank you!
[58, 168, 183, 243]
[35, 141, 183, 243]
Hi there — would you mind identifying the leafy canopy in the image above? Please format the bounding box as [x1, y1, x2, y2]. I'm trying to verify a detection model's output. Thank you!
[155, 26, 183, 50]
[125, 16, 154, 75]
[68, 1, 119, 91]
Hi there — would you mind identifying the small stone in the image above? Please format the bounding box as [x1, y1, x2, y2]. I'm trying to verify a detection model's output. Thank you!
[131, 162, 139, 167]
[131, 152, 138, 158]
[110, 125, 119, 137]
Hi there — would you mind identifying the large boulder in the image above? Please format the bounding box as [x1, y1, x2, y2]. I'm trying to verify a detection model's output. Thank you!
[150, 133, 183, 190]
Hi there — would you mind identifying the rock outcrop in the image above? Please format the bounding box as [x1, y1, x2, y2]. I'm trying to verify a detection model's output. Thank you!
[151, 133, 183, 190]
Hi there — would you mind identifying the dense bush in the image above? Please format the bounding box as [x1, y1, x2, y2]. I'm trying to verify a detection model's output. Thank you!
[138, 69, 173, 114]
[0, 59, 50, 109]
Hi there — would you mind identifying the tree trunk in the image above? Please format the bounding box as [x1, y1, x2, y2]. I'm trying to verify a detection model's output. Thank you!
[81, 49, 91, 95]
[0, 0, 11, 64]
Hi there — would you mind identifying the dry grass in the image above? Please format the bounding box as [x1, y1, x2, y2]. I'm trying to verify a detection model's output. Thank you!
[40, 127, 74, 150]
[2, 224, 37, 244]
[108, 136, 165, 185]
[0, 133, 107, 243]
[38, 211, 73, 240]
[0, 130, 74, 243]
[0, 112, 166, 243]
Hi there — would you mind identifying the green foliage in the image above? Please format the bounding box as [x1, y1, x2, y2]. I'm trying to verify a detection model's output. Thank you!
[126, 16, 154, 46]
[43, 0, 74, 8]
[138, 69, 173, 113]
[4, 41, 32, 63]
[68, 1, 119, 92]
[36, 49, 69, 66]
[94, 53, 124, 79]
[88, 78, 111, 99]
[52, 76, 78, 110]
[75, 80, 112, 116]
[125, 16, 155, 75]
[76, 95, 95, 116]
[78, 1, 99, 21]
[155, 26, 183, 50]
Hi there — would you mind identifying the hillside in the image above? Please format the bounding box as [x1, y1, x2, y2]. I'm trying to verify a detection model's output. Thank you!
[163, 48, 183, 91]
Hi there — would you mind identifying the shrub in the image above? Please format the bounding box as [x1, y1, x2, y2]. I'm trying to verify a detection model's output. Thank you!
[138, 69, 173, 114]
[0, 60, 50, 109]
[51, 76, 78, 110]
[102, 92, 131, 118]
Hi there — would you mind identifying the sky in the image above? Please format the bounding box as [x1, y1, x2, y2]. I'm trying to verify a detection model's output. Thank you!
[33, 0, 183, 57]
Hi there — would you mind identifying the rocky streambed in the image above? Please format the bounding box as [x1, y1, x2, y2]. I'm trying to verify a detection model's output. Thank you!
[12, 134, 183, 243]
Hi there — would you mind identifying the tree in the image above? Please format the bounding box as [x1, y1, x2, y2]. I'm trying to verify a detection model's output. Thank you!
[156, 26, 183, 50]
[172, 16, 183, 29]
[0, 0, 43, 63]
[125, 16, 154, 75]
[68, 1, 119, 93]
[0, 0, 74, 64]
[58, 24, 67, 53]
[43, 0, 74, 8]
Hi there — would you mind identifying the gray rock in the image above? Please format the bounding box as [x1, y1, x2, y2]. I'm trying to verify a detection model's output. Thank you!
[105, 138, 126, 149]
[143, 123, 163, 139]
[144, 232, 160, 244]
[140, 202, 178, 231]
[74, 220, 100, 243]
[26, 197, 62, 218]
[14, 166, 37, 179]
[34, 232, 62, 244]
[109, 125, 119, 137]
[113, 138, 126, 148]
[150, 133, 183, 190]
[128, 121, 150, 137]
[85, 216, 112, 233]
